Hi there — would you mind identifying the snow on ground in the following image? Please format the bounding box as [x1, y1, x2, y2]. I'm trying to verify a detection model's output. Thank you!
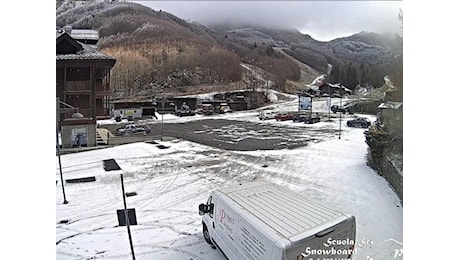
[57, 97, 402, 260]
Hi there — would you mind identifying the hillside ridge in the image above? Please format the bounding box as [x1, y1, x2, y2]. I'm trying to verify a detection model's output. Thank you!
[56, 0, 402, 97]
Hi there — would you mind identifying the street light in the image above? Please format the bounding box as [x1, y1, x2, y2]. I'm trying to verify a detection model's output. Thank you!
[338, 86, 343, 139]
[327, 64, 333, 122]
[160, 97, 165, 141]
[152, 97, 175, 141]
[56, 97, 70, 204]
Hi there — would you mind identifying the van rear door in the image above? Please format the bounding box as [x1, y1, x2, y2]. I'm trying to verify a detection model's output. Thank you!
[286, 216, 356, 260]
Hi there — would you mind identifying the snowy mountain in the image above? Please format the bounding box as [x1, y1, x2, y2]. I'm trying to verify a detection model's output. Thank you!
[56, 0, 402, 95]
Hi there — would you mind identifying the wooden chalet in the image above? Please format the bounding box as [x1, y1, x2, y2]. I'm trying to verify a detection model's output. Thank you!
[56, 27, 116, 147]
[318, 83, 352, 97]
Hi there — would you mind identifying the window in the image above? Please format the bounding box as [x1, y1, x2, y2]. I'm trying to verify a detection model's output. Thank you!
[207, 196, 214, 218]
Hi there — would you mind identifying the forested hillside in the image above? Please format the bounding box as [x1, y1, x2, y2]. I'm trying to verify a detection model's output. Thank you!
[56, 0, 402, 98]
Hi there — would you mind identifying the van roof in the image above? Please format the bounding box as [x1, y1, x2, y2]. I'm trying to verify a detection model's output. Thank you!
[217, 181, 346, 241]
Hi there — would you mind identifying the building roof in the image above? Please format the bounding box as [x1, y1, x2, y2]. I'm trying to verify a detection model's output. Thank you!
[378, 101, 403, 110]
[56, 30, 115, 63]
[56, 43, 115, 61]
[326, 83, 352, 92]
[70, 29, 99, 42]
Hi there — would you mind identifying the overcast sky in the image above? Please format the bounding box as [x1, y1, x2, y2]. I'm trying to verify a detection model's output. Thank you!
[131, 1, 403, 41]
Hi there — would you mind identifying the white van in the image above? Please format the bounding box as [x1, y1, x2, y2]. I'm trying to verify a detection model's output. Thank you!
[259, 111, 276, 120]
[198, 181, 356, 260]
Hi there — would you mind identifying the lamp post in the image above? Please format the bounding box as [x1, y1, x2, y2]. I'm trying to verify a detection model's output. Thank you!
[56, 97, 68, 204]
[338, 86, 343, 139]
[160, 96, 165, 141]
[328, 86, 331, 121]
[153, 96, 175, 141]
[326, 64, 332, 122]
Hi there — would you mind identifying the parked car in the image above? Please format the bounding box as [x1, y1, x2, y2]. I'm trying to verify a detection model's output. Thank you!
[196, 104, 214, 115]
[259, 111, 276, 120]
[292, 112, 309, 122]
[219, 104, 233, 114]
[275, 112, 294, 121]
[175, 108, 195, 117]
[331, 105, 353, 114]
[175, 103, 195, 117]
[305, 117, 321, 124]
[116, 124, 152, 136]
[347, 117, 371, 128]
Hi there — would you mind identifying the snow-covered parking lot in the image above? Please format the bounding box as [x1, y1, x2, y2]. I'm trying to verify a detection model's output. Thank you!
[56, 96, 402, 260]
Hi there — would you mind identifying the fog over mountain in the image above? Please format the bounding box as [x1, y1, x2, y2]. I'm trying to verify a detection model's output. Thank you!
[131, 1, 403, 41]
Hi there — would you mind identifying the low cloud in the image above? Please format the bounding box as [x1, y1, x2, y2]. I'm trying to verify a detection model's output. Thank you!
[132, 1, 402, 41]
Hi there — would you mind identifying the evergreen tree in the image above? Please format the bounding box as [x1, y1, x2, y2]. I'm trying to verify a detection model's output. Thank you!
[359, 63, 368, 85]
[329, 63, 341, 83]
[345, 62, 358, 89]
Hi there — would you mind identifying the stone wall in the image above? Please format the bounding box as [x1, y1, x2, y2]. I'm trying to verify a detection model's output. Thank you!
[366, 137, 403, 202]
[347, 100, 381, 115]
[365, 107, 403, 203]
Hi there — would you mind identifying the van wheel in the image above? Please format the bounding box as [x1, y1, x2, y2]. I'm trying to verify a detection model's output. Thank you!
[203, 223, 212, 245]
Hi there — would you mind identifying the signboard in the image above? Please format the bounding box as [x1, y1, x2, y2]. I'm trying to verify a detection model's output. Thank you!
[113, 108, 143, 119]
[72, 127, 87, 147]
[299, 96, 312, 111]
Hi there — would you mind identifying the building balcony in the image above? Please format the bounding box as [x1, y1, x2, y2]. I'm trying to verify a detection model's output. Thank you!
[65, 80, 91, 91]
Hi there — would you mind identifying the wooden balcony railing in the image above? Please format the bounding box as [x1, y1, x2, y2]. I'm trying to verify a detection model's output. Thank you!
[65, 81, 91, 91]
[95, 82, 110, 92]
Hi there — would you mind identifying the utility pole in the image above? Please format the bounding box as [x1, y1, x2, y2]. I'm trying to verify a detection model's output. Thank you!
[328, 86, 331, 121]
[160, 96, 165, 141]
[103, 159, 135, 260]
[56, 97, 68, 204]
[327, 64, 333, 122]
[339, 86, 342, 139]
[120, 174, 136, 260]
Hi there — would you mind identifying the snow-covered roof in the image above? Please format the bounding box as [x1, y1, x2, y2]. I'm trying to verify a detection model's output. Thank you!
[306, 74, 326, 89]
[70, 29, 99, 42]
[378, 101, 403, 109]
[56, 31, 115, 62]
[56, 43, 115, 61]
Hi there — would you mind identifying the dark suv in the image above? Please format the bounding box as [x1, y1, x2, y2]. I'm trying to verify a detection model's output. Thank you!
[347, 117, 371, 128]
[331, 105, 353, 114]
[292, 112, 309, 122]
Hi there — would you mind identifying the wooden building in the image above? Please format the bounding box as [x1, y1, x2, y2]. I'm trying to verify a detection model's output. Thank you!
[56, 28, 116, 147]
[318, 83, 352, 97]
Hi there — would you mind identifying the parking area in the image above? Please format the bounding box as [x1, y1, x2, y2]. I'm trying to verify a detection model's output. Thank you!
[99, 116, 351, 151]
[95, 97, 367, 151]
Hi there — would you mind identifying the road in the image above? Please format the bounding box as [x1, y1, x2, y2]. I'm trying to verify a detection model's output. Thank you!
[102, 118, 339, 151]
